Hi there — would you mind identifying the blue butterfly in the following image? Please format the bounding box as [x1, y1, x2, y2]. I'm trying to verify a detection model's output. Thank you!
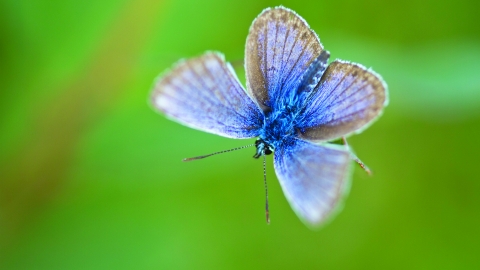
[151, 6, 388, 226]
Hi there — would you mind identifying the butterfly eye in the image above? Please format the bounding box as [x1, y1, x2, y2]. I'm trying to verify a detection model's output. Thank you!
[265, 148, 273, 155]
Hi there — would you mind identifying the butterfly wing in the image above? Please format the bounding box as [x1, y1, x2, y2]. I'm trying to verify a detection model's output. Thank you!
[151, 52, 263, 139]
[296, 60, 388, 142]
[274, 138, 351, 225]
[245, 6, 328, 111]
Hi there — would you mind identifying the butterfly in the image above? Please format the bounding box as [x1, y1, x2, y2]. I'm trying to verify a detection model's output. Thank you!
[151, 6, 388, 227]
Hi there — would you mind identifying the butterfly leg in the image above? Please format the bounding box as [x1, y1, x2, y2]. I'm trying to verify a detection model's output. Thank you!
[342, 137, 372, 175]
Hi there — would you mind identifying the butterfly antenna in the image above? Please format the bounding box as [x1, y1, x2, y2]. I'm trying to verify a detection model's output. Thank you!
[263, 154, 270, 224]
[342, 137, 372, 175]
[182, 144, 255, 162]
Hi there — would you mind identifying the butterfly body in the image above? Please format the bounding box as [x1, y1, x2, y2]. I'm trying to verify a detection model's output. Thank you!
[255, 52, 332, 159]
[151, 6, 387, 226]
[259, 107, 297, 148]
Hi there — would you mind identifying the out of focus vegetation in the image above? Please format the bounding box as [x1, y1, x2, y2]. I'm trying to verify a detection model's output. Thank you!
[1, 0, 479, 269]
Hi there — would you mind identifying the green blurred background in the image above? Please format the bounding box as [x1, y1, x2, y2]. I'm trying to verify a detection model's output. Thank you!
[1, 0, 479, 269]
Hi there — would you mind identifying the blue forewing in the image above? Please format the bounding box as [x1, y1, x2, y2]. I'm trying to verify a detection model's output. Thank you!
[152, 53, 263, 139]
[245, 7, 327, 112]
[296, 60, 388, 142]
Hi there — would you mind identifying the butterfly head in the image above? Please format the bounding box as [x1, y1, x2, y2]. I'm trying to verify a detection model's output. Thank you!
[253, 138, 273, 159]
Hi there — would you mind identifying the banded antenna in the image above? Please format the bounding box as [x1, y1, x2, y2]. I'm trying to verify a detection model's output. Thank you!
[183, 144, 255, 161]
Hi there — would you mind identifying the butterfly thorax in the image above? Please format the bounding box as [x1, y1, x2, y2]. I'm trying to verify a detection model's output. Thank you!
[254, 105, 302, 158]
